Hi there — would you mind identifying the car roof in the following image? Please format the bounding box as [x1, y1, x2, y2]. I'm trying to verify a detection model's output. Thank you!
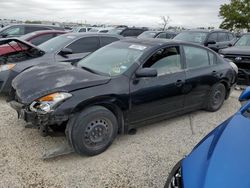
[120, 38, 211, 49]
[62, 32, 123, 39]
[27, 30, 66, 35]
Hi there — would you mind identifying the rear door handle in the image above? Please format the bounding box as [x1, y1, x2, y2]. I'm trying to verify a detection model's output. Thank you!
[175, 80, 184, 87]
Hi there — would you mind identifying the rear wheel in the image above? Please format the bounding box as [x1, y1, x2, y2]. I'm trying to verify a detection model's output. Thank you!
[66, 106, 118, 156]
[205, 83, 226, 112]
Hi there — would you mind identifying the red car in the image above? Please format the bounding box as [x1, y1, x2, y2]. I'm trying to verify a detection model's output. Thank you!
[0, 30, 66, 56]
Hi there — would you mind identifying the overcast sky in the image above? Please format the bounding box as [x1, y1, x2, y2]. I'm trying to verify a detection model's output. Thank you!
[0, 0, 230, 28]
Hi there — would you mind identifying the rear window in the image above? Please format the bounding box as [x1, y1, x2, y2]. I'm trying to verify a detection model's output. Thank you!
[183, 46, 210, 69]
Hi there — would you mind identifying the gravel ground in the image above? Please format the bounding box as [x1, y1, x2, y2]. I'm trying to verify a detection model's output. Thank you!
[0, 91, 241, 188]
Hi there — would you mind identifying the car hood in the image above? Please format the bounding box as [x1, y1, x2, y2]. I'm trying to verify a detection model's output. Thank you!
[220, 46, 250, 56]
[12, 63, 111, 104]
[182, 113, 250, 188]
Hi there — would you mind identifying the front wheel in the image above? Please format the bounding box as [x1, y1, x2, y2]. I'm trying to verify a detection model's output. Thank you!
[66, 106, 118, 156]
[205, 83, 226, 112]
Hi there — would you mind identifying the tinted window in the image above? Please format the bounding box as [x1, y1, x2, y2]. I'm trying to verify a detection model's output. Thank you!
[66, 37, 99, 53]
[100, 37, 119, 47]
[183, 46, 209, 69]
[143, 46, 181, 75]
[207, 33, 217, 42]
[29, 34, 54, 46]
[25, 26, 50, 34]
[218, 33, 228, 42]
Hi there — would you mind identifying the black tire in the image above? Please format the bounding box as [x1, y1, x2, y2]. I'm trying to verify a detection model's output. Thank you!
[164, 160, 182, 188]
[66, 106, 118, 156]
[205, 83, 226, 112]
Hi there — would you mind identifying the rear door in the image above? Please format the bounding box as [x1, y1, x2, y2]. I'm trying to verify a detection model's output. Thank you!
[129, 45, 186, 123]
[182, 45, 220, 109]
[55, 36, 100, 63]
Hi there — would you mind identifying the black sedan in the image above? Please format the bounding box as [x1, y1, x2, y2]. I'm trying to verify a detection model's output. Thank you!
[0, 33, 122, 93]
[10, 39, 237, 156]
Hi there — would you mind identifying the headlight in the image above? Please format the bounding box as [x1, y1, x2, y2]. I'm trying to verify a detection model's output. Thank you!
[30, 92, 72, 114]
[229, 61, 238, 74]
[0, 64, 16, 72]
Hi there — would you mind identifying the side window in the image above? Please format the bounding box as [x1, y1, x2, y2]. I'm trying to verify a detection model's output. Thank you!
[156, 33, 167, 39]
[218, 33, 228, 42]
[3, 26, 24, 36]
[66, 37, 99, 54]
[100, 37, 119, 47]
[183, 46, 209, 69]
[207, 33, 217, 42]
[25, 26, 50, 34]
[143, 46, 181, 76]
[30, 34, 54, 46]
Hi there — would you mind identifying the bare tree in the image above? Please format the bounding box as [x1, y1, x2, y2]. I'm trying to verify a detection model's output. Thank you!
[160, 16, 170, 31]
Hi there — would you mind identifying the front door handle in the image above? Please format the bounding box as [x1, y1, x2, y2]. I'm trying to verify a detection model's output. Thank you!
[175, 80, 184, 87]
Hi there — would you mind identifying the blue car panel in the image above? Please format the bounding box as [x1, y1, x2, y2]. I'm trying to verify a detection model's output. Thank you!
[171, 87, 250, 188]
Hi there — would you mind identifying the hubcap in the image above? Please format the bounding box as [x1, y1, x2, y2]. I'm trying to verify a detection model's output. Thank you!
[213, 89, 222, 105]
[84, 119, 111, 147]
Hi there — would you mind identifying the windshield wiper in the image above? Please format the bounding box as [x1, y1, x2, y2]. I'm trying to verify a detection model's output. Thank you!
[81, 66, 109, 76]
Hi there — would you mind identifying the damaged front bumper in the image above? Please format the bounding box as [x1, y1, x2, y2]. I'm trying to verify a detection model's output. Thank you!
[9, 100, 69, 136]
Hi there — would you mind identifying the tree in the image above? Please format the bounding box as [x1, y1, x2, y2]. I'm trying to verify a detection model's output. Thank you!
[219, 0, 250, 31]
[160, 16, 170, 31]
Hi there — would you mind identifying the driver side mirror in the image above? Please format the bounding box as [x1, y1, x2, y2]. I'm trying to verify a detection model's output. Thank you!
[59, 48, 73, 56]
[135, 68, 157, 78]
[239, 87, 250, 106]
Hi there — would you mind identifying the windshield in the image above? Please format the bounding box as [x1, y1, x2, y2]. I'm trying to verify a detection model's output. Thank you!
[174, 31, 208, 44]
[77, 42, 146, 76]
[235, 34, 250, 47]
[38, 34, 74, 53]
[137, 31, 158, 39]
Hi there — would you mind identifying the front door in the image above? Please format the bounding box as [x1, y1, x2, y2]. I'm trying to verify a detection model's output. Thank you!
[128, 46, 186, 123]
